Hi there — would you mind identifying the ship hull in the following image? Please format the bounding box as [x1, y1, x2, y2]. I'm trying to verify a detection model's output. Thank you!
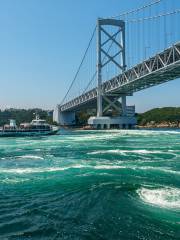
[0, 129, 59, 137]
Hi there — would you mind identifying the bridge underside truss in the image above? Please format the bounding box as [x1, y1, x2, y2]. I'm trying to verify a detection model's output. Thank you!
[59, 42, 180, 112]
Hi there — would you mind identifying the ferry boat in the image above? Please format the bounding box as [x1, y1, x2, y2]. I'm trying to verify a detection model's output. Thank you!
[0, 115, 59, 137]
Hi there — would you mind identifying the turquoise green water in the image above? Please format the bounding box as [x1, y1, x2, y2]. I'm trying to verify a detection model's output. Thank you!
[0, 129, 180, 239]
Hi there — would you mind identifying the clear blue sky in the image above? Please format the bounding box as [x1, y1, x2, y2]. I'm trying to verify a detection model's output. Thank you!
[0, 0, 179, 112]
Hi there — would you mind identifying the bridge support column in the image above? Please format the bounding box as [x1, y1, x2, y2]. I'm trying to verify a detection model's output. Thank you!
[97, 18, 102, 117]
[53, 105, 75, 125]
[121, 95, 127, 116]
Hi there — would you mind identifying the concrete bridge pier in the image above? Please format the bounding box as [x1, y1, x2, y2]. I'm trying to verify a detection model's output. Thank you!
[88, 94, 137, 130]
[88, 115, 137, 130]
[53, 105, 75, 126]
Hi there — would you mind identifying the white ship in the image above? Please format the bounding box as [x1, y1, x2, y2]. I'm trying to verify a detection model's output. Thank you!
[0, 115, 59, 137]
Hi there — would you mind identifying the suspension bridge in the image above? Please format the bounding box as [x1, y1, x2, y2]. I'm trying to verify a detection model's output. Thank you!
[53, 0, 180, 129]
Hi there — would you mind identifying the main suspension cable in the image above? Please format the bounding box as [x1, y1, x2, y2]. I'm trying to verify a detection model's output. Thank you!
[110, 0, 161, 19]
[126, 9, 180, 23]
[60, 26, 97, 105]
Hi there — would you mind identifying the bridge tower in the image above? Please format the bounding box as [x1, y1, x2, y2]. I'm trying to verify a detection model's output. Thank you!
[96, 18, 126, 117]
[88, 18, 136, 129]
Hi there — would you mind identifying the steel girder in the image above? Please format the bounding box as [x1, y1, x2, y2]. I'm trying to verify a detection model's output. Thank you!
[59, 42, 180, 112]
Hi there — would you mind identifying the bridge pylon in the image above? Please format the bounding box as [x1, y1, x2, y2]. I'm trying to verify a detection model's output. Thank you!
[96, 18, 126, 117]
[88, 18, 137, 129]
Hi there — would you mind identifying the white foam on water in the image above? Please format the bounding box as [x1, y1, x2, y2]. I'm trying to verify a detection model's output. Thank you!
[68, 134, 117, 142]
[34, 149, 41, 152]
[94, 165, 126, 169]
[0, 163, 126, 174]
[78, 129, 180, 136]
[0, 178, 30, 184]
[15, 148, 23, 152]
[41, 139, 68, 144]
[158, 168, 180, 175]
[1, 163, 179, 176]
[137, 187, 180, 209]
[0, 166, 73, 174]
[88, 149, 163, 155]
[0, 164, 90, 174]
[17, 155, 44, 160]
[137, 166, 180, 175]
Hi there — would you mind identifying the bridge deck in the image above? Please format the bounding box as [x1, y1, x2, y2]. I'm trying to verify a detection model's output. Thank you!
[60, 42, 180, 112]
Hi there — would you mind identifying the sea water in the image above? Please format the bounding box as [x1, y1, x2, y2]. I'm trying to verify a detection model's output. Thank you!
[0, 129, 179, 239]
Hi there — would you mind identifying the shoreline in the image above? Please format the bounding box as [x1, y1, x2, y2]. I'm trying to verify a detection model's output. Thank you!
[61, 125, 180, 131]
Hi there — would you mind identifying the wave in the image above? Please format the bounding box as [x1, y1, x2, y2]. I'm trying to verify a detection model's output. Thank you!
[152, 167, 180, 175]
[0, 162, 179, 175]
[88, 149, 164, 155]
[137, 187, 180, 209]
[93, 165, 126, 169]
[0, 178, 30, 184]
[68, 134, 119, 142]
[0, 164, 89, 174]
[0, 164, 125, 174]
[0, 167, 72, 174]
[17, 155, 44, 160]
[78, 129, 180, 136]
[0, 155, 44, 161]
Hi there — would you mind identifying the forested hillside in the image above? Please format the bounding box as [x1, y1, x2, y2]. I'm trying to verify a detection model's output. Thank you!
[0, 109, 53, 126]
[1, 107, 180, 127]
[137, 107, 180, 126]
